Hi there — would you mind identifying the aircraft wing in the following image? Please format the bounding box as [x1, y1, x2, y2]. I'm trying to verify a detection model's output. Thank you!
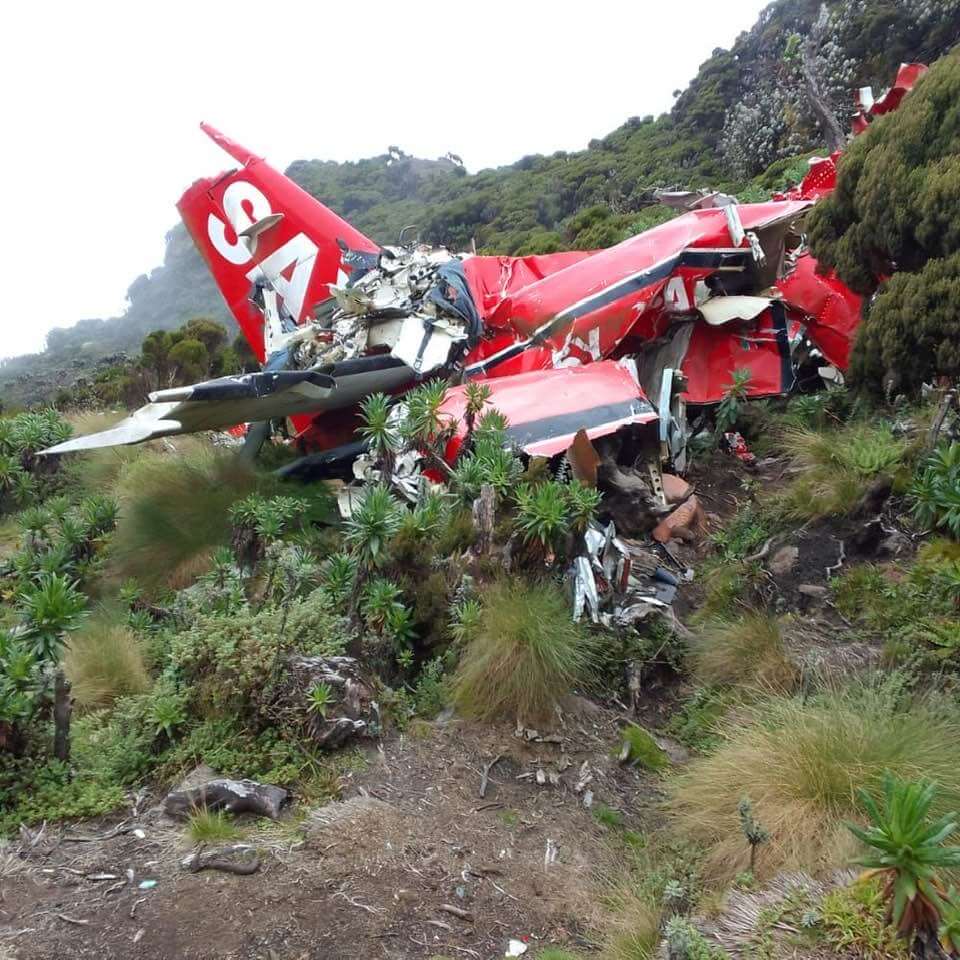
[40, 359, 413, 455]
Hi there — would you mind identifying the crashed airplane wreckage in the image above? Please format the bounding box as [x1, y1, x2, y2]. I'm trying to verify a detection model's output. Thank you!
[44, 66, 925, 500]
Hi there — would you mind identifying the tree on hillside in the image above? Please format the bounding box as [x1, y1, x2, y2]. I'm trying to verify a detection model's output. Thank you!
[140, 330, 174, 385]
[807, 48, 960, 396]
[168, 338, 209, 384]
[180, 317, 227, 357]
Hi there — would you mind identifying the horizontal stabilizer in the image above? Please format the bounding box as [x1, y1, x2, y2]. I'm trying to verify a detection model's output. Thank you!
[41, 359, 416, 456]
[41, 369, 337, 455]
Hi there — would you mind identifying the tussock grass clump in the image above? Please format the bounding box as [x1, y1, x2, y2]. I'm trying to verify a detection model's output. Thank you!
[668, 683, 960, 881]
[185, 807, 243, 844]
[64, 611, 150, 708]
[451, 579, 596, 725]
[599, 897, 661, 960]
[108, 444, 260, 589]
[691, 613, 799, 693]
[772, 423, 907, 521]
[693, 561, 767, 623]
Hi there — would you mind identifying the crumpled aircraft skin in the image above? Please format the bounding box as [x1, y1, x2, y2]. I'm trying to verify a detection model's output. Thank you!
[440, 361, 658, 460]
[43, 64, 926, 462]
[777, 252, 863, 371]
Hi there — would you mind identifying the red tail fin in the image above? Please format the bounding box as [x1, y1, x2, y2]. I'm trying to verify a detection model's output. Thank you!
[177, 124, 379, 361]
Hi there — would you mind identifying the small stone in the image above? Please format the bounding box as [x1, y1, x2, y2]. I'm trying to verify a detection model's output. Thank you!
[769, 545, 799, 576]
[798, 584, 829, 599]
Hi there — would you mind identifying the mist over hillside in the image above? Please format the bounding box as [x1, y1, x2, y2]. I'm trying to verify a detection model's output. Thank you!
[2, 0, 958, 407]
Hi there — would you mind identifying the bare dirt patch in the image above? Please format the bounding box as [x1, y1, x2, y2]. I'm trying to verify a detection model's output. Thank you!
[1, 703, 662, 960]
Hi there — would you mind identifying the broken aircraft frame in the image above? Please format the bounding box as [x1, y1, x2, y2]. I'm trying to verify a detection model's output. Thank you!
[43, 65, 927, 492]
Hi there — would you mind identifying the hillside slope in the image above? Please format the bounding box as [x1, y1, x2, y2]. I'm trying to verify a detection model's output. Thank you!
[2, 0, 958, 407]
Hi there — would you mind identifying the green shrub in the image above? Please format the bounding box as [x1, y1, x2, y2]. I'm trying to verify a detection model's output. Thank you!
[169, 588, 346, 718]
[806, 49, 960, 396]
[515, 480, 571, 552]
[0, 757, 126, 836]
[344, 485, 402, 570]
[16, 572, 87, 662]
[451, 579, 596, 725]
[911, 443, 960, 539]
[664, 916, 725, 960]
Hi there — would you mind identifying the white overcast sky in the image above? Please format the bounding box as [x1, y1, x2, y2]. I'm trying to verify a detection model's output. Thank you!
[0, 0, 770, 360]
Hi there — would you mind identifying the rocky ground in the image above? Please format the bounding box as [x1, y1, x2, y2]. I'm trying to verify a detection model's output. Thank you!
[1, 702, 668, 960]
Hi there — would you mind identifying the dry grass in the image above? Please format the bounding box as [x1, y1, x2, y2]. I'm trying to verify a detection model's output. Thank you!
[691, 613, 800, 693]
[668, 682, 960, 882]
[600, 894, 661, 960]
[107, 441, 259, 590]
[64, 610, 151, 708]
[451, 579, 597, 726]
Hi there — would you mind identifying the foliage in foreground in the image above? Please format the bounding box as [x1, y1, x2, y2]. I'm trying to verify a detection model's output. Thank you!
[668, 682, 960, 881]
[847, 773, 960, 952]
[451, 579, 597, 725]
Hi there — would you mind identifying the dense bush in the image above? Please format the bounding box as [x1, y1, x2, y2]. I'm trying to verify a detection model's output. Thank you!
[168, 588, 346, 719]
[808, 49, 960, 396]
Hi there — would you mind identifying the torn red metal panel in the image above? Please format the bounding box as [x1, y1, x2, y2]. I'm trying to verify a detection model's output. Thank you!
[462, 251, 595, 322]
[680, 304, 803, 404]
[777, 252, 863, 369]
[774, 153, 839, 201]
[440, 361, 657, 460]
[853, 62, 929, 132]
[177, 124, 378, 361]
[465, 202, 810, 379]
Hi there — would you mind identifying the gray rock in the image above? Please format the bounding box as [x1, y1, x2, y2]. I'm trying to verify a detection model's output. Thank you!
[164, 778, 288, 821]
[769, 545, 799, 576]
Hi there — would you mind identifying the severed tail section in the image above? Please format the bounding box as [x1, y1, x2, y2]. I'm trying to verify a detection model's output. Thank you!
[177, 123, 380, 362]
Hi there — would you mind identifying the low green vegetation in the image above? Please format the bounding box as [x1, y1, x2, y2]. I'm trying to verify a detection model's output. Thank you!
[620, 724, 669, 773]
[185, 807, 245, 845]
